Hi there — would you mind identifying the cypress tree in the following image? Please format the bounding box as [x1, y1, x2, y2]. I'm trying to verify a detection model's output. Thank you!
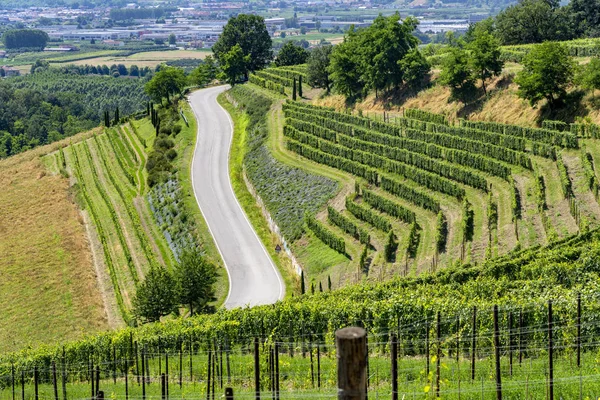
[384, 230, 397, 262]
[114, 107, 120, 126]
[292, 77, 297, 101]
[319, 282, 323, 292]
[156, 118, 160, 136]
[310, 282, 315, 295]
[327, 275, 332, 291]
[298, 75, 303, 97]
[300, 270, 305, 294]
[146, 102, 150, 116]
[359, 245, 368, 272]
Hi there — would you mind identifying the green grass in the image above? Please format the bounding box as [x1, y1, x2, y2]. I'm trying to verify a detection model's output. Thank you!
[3, 345, 600, 400]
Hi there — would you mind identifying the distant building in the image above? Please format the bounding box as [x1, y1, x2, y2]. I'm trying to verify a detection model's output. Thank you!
[102, 39, 125, 46]
[1, 66, 21, 77]
[0, 51, 6, 58]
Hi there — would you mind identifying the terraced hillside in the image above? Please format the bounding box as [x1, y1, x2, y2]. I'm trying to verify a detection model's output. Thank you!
[283, 101, 600, 280]
[234, 79, 600, 289]
[43, 123, 175, 324]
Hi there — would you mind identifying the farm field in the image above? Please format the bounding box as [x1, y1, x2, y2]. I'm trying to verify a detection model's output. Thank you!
[0, 130, 109, 353]
[51, 49, 212, 70]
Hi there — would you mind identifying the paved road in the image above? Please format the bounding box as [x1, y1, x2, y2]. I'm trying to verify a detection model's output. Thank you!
[188, 85, 285, 309]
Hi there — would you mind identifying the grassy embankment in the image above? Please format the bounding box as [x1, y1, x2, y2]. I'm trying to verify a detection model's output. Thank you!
[0, 130, 108, 353]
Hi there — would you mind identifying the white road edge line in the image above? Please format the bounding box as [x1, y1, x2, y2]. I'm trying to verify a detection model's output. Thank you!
[214, 90, 286, 302]
[189, 88, 234, 308]
[188, 86, 285, 308]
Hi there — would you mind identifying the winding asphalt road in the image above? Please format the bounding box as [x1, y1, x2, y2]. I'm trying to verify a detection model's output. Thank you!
[188, 85, 285, 309]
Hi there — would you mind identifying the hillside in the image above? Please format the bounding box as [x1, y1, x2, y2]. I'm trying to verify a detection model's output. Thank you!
[236, 65, 600, 295]
[0, 103, 229, 352]
[0, 131, 110, 353]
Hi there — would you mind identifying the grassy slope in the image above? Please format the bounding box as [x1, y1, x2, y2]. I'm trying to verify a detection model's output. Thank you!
[0, 132, 109, 353]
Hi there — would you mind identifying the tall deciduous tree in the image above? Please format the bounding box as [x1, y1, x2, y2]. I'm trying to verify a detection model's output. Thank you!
[577, 57, 600, 98]
[307, 45, 333, 92]
[468, 25, 504, 95]
[515, 41, 575, 109]
[220, 44, 250, 85]
[133, 267, 179, 323]
[212, 14, 272, 79]
[275, 42, 309, 66]
[174, 248, 218, 315]
[439, 47, 477, 103]
[144, 66, 187, 103]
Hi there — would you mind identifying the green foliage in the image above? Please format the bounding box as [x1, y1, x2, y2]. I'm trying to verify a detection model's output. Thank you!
[345, 197, 392, 232]
[536, 175, 548, 212]
[542, 120, 569, 132]
[228, 86, 337, 242]
[406, 222, 420, 258]
[576, 57, 600, 95]
[439, 46, 477, 103]
[213, 14, 272, 77]
[511, 179, 522, 220]
[435, 211, 448, 253]
[494, 0, 574, 45]
[133, 266, 179, 323]
[397, 48, 431, 91]
[556, 153, 573, 199]
[359, 244, 368, 272]
[174, 248, 218, 315]
[329, 14, 422, 99]
[468, 24, 504, 94]
[582, 151, 599, 196]
[2, 29, 48, 49]
[362, 188, 416, 224]
[487, 192, 498, 231]
[189, 56, 218, 87]
[404, 108, 448, 125]
[384, 230, 397, 261]
[307, 45, 333, 92]
[220, 44, 250, 85]
[515, 42, 575, 109]
[462, 199, 475, 242]
[144, 66, 187, 102]
[0, 70, 148, 158]
[275, 42, 309, 67]
[292, 77, 297, 100]
[327, 206, 370, 245]
[305, 214, 346, 255]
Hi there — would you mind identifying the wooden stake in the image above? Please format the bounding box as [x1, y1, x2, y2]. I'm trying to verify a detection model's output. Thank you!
[254, 338, 260, 400]
[493, 305, 502, 400]
[391, 333, 398, 400]
[336, 327, 367, 400]
[471, 306, 477, 380]
[549, 300, 554, 400]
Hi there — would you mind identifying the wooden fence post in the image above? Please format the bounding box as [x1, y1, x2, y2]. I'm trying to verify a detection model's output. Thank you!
[471, 306, 477, 380]
[436, 311, 441, 398]
[254, 338, 260, 400]
[225, 388, 234, 400]
[548, 300, 554, 400]
[577, 293, 581, 368]
[493, 305, 502, 400]
[391, 333, 398, 400]
[336, 327, 367, 400]
[34, 366, 39, 400]
[52, 361, 59, 400]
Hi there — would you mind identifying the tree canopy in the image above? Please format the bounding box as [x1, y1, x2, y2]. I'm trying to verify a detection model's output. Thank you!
[307, 45, 333, 92]
[133, 266, 179, 323]
[329, 14, 426, 99]
[212, 14, 272, 79]
[515, 41, 575, 109]
[220, 44, 250, 85]
[2, 29, 49, 50]
[439, 46, 477, 103]
[174, 248, 218, 315]
[144, 66, 187, 102]
[467, 24, 504, 95]
[275, 42, 309, 67]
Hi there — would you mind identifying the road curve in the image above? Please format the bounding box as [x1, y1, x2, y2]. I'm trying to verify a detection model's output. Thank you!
[188, 85, 285, 309]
